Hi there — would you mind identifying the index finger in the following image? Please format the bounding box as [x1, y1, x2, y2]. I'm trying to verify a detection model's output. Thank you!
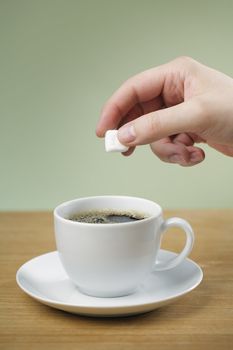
[96, 65, 166, 137]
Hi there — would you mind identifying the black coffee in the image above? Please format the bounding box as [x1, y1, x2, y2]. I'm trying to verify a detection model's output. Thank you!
[69, 210, 147, 224]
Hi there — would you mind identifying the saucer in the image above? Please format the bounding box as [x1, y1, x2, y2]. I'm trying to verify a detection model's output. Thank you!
[16, 250, 203, 317]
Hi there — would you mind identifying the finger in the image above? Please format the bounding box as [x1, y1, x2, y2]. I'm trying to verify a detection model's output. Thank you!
[122, 146, 135, 157]
[186, 146, 205, 165]
[97, 96, 164, 138]
[150, 136, 205, 166]
[119, 96, 164, 128]
[172, 132, 195, 146]
[96, 65, 167, 137]
[150, 138, 191, 164]
[118, 99, 201, 146]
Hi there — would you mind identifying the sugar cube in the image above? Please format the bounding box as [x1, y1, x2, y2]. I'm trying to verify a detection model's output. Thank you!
[105, 130, 129, 153]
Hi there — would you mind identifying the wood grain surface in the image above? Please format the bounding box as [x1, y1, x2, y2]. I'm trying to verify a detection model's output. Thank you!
[0, 210, 233, 350]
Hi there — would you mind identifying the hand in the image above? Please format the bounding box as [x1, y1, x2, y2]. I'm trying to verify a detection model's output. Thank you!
[96, 56, 233, 166]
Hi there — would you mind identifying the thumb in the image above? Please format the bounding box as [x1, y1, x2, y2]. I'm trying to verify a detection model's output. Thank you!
[118, 99, 201, 146]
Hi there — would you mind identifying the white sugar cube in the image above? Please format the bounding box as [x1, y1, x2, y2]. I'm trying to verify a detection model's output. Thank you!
[105, 130, 129, 153]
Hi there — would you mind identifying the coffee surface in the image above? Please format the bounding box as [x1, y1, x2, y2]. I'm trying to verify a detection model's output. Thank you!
[69, 210, 147, 224]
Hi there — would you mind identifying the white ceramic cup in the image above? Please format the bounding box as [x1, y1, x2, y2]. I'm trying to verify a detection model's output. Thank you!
[54, 196, 194, 298]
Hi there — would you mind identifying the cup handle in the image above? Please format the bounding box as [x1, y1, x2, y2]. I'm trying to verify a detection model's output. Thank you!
[154, 217, 195, 271]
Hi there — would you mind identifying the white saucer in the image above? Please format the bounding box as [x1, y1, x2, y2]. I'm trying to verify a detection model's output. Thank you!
[16, 250, 203, 317]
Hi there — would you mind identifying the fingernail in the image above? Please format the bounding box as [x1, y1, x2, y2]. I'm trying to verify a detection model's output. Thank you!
[118, 125, 136, 143]
[169, 154, 183, 163]
[190, 152, 201, 163]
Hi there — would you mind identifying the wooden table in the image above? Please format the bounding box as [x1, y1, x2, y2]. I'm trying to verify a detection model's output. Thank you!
[0, 210, 232, 350]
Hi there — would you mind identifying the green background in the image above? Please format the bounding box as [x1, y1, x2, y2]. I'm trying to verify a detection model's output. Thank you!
[0, 0, 233, 210]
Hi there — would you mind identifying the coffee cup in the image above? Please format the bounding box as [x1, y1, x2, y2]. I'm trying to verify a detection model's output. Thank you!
[54, 196, 194, 297]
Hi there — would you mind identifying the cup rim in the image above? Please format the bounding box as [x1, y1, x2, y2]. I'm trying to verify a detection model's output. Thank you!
[54, 195, 162, 227]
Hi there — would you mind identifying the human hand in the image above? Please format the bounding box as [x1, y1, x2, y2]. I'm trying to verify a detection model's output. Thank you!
[96, 56, 233, 166]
